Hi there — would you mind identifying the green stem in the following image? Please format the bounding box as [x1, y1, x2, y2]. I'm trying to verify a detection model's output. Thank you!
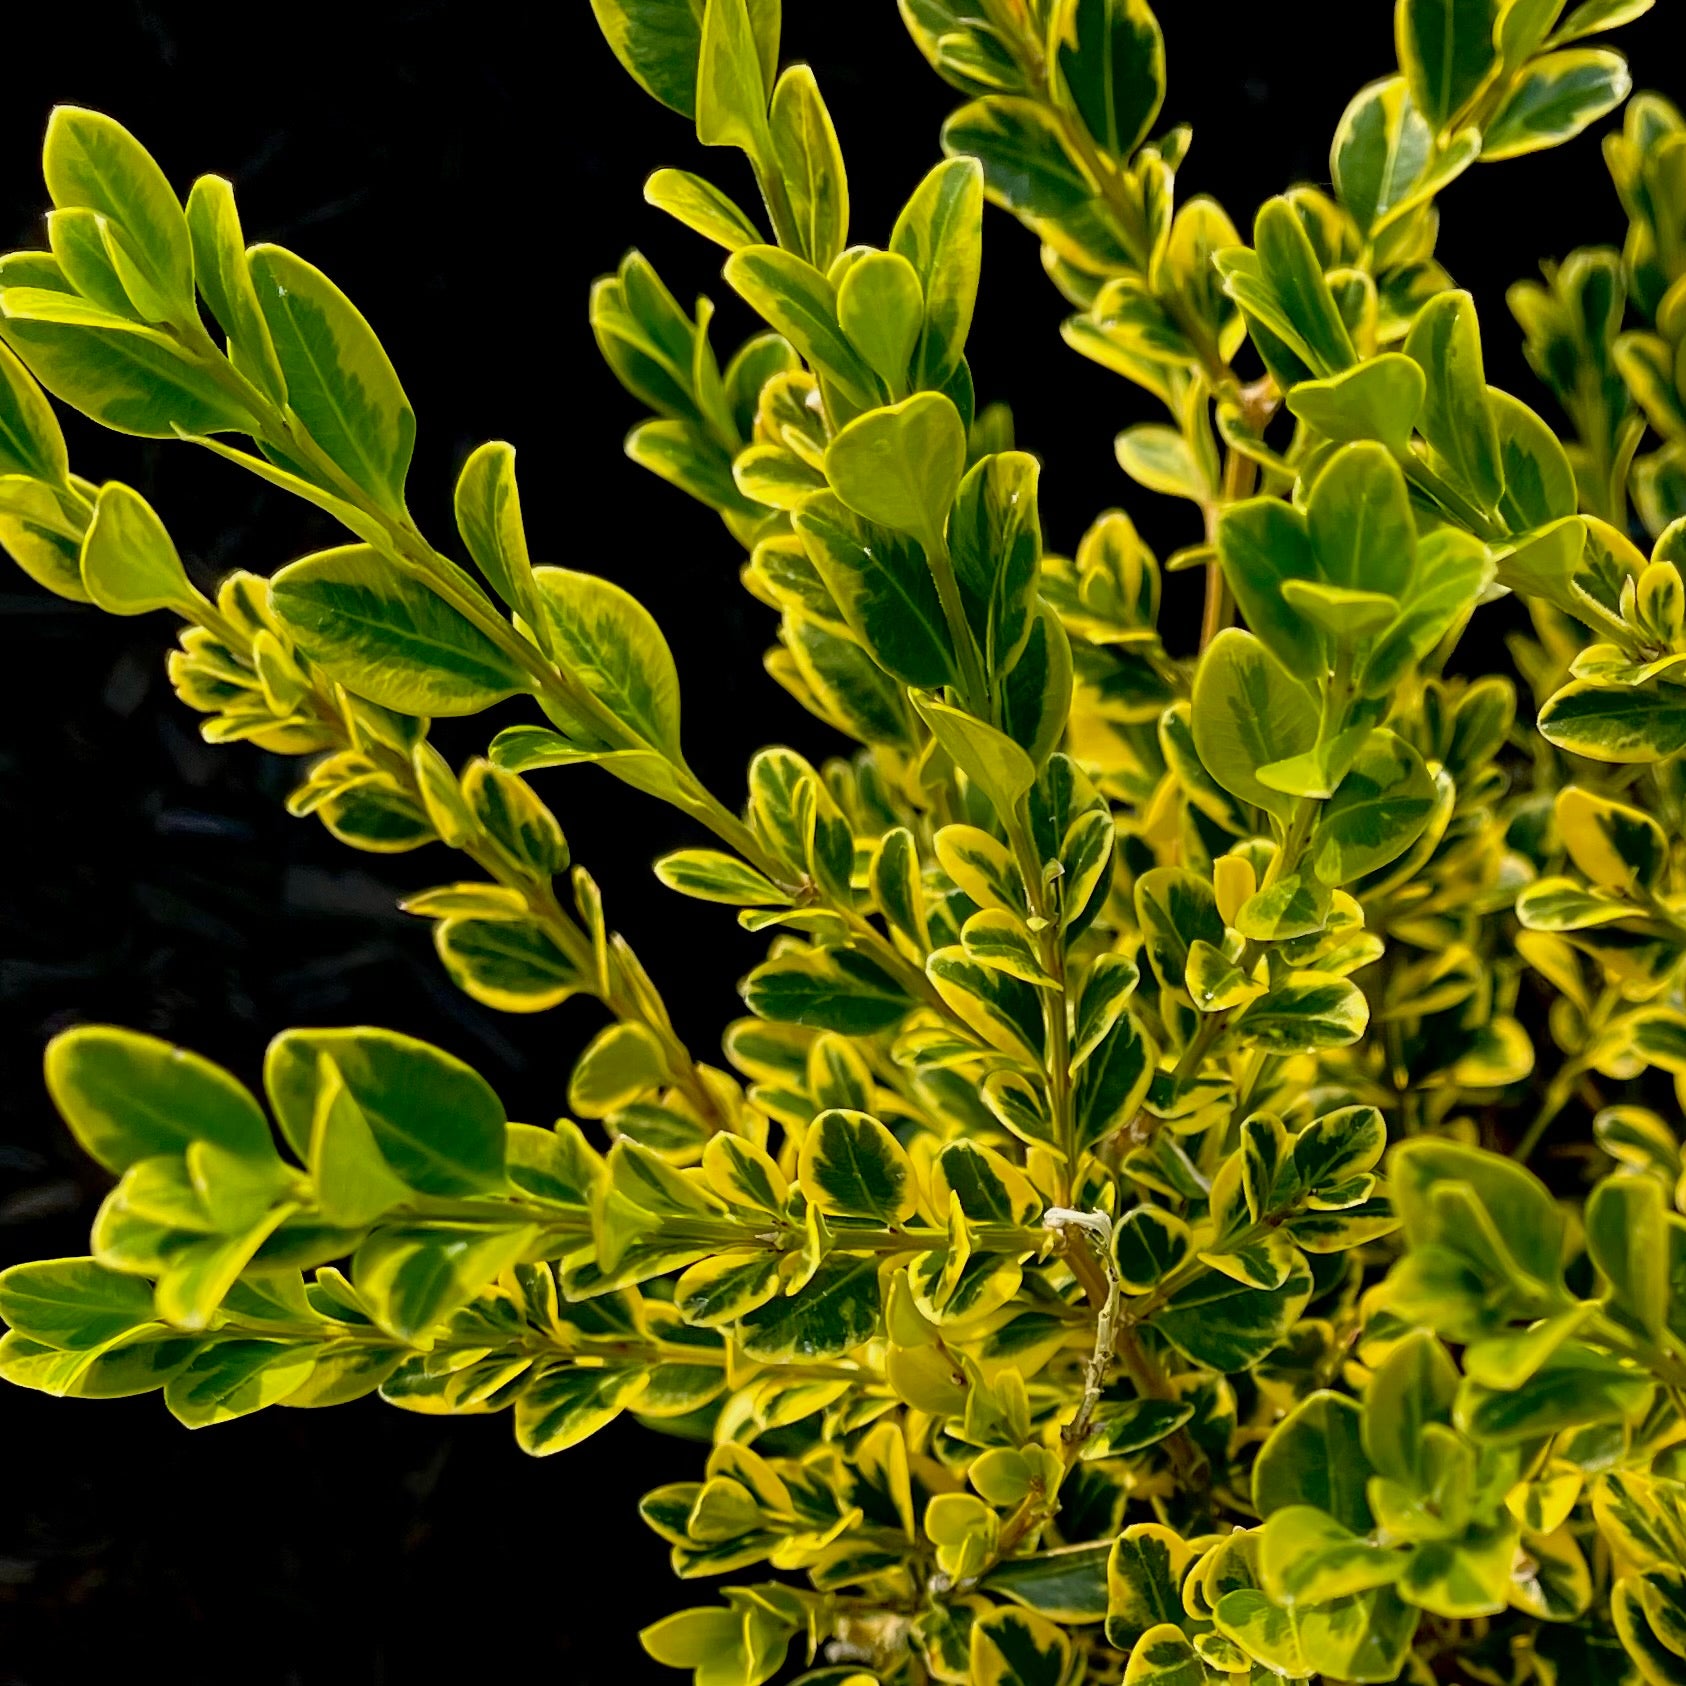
[1399, 455, 1508, 544]
[1512, 1065, 1582, 1165]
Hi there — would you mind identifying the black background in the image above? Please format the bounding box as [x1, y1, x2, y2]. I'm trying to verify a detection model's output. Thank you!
[0, 3, 1676, 1680]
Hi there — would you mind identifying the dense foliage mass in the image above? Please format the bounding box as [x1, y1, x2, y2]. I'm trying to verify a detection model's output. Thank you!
[4, 0, 1686, 1679]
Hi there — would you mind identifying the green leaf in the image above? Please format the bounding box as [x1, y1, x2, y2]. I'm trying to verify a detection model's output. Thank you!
[948, 450, 1041, 680]
[963, 908, 1056, 986]
[1260, 1507, 1407, 1607]
[743, 947, 914, 1035]
[463, 756, 568, 876]
[1615, 1578, 1686, 1686]
[1492, 388, 1579, 527]
[1116, 423, 1214, 504]
[724, 244, 878, 403]
[1075, 1012, 1154, 1155]
[1294, 1104, 1387, 1189]
[264, 1027, 506, 1196]
[891, 156, 985, 390]
[640, 1607, 761, 1678]
[1254, 1389, 1374, 1531]
[1086, 1397, 1195, 1460]
[1405, 289, 1503, 511]
[270, 544, 532, 716]
[1116, 1625, 1212, 1684]
[79, 479, 200, 616]
[1397, 0, 1503, 129]
[1214, 498, 1325, 675]
[48, 208, 140, 321]
[632, 418, 755, 515]
[1548, 0, 1654, 44]
[1361, 528, 1492, 697]
[516, 1361, 650, 1453]
[1331, 75, 1434, 235]
[1311, 729, 1437, 884]
[969, 1604, 1071, 1686]
[696, 0, 775, 157]
[569, 1023, 669, 1120]
[590, 0, 705, 117]
[674, 1251, 782, 1327]
[1047, 0, 1166, 161]
[916, 695, 1040, 812]
[1105, 1524, 1194, 1649]
[1233, 873, 1331, 942]
[982, 1541, 1109, 1624]
[0, 478, 82, 600]
[1538, 680, 1686, 762]
[1112, 1205, 1193, 1293]
[740, 1253, 882, 1360]
[941, 97, 1096, 222]
[1253, 197, 1357, 376]
[1363, 1329, 1460, 1487]
[0, 332, 69, 482]
[591, 248, 705, 424]
[43, 108, 193, 317]
[1556, 784, 1668, 892]
[184, 174, 285, 404]
[935, 823, 1023, 913]
[1306, 442, 1416, 598]
[643, 167, 760, 250]
[837, 253, 922, 396]
[1402, 1520, 1524, 1619]
[1390, 1137, 1565, 1288]
[0, 1326, 203, 1400]
[928, 945, 1044, 1061]
[0, 1257, 159, 1350]
[1286, 354, 1427, 454]
[1200, 1226, 1301, 1290]
[1213, 1582, 1415, 1683]
[824, 391, 966, 542]
[164, 1339, 315, 1428]
[247, 244, 415, 515]
[656, 848, 790, 906]
[454, 441, 537, 623]
[1491, 512, 1586, 610]
[1456, 1342, 1654, 1442]
[793, 491, 955, 688]
[354, 1221, 536, 1343]
[1150, 1249, 1314, 1371]
[1135, 866, 1223, 997]
[308, 1064, 414, 1228]
[783, 612, 920, 747]
[46, 1025, 274, 1173]
[936, 1139, 1041, 1225]
[798, 1108, 917, 1222]
[1239, 971, 1369, 1053]
[436, 916, 584, 1013]
[999, 604, 1073, 770]
[1190, 628, 1319, 824]
[531, 565, 683, 752]
[1278, 580, 1399, 642]
[770, 65, 849, 271]
[1483, 48, 1633, 161]
[1585, 1173, 1669, 1342]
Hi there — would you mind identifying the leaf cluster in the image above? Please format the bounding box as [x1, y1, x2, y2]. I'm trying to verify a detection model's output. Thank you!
[4, 2, 1686, 1682]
